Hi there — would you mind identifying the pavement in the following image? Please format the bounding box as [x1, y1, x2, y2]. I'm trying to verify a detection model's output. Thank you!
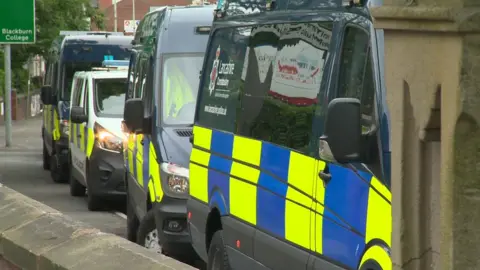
[0, 117, 204, 269]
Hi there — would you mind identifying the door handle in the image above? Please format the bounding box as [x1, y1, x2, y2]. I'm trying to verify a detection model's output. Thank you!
[319, 167, 332, 187]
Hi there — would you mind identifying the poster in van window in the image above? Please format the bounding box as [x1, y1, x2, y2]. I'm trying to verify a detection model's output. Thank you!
[269, 24, 331, 106]
[204, 45, 236, 116]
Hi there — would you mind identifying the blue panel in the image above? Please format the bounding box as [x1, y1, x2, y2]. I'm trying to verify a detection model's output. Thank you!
[322, 164, 370, 268]
[208, 169, 230, 215]
[143, 137, 151, 189]
[256, 172, 287, 238]
[210, 130, 234, 157]
[322, 218, 365, 269]
[209, 155, 233, 175]
[259, 142, 290, 181]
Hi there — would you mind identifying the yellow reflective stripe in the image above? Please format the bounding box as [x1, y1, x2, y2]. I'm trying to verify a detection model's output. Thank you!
[285, 152, 316, 250]
[365, 177, 392, 247]
[193, 126, 212, 150]
[53, 109, 60, 141]
[190, 148, 210, 167]
[127, 134, 135, 175]
[86, 128, 94, 158]
[136, 135, 144, 187]
[230, 178, 257, 225]
[148, 180, 156, 202]
[359, 245, 392, 270]
[315, 160, 327, 254]
[229, 135, 261, 225]
[149, 142, 163, 202]
[189, 128, 211, 203]
[232, 136, 261, 166]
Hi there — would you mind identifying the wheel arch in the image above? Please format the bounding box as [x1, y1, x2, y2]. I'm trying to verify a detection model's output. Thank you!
[357, 239, 391, 270]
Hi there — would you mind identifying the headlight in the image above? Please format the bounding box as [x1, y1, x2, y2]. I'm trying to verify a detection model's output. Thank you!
[60, 120, 69, 137]
[94, 123, 123, 153]
[160, 163, 189, 197]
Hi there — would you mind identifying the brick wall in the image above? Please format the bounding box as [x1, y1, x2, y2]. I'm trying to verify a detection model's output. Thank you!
[0, 91, 42, 125]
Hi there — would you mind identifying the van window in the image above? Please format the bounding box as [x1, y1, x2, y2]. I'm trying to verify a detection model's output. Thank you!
[94, 78, 126, 117]
[236, 22, 332, 154]
[162, 53, 204, 125]
[337, 25, 375, 130]
[72, 78, 83, 106]
[196, 27, 250, 132]
[126, 53, 137, 100]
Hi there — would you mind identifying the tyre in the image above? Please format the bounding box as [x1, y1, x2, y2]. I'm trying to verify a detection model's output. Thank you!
[126, 187, 139, 242]
[50, 153, 67, 183]
[42, 142, 50, 171]
[207, 230, 231, 270]
[136, 209, 163, 254]
[69, 157, 85, 197]
[85, 162, 103, 211]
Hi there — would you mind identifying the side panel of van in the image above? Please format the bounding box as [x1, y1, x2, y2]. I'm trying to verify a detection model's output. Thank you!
[189, 11, 391, 270]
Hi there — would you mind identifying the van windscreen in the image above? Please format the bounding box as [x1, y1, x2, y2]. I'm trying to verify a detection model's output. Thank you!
[162, 53, 204, 125]
[60, 44, 131, 100]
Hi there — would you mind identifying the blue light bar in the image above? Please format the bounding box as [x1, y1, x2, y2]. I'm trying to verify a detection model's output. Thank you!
[102, 60, 130, 67]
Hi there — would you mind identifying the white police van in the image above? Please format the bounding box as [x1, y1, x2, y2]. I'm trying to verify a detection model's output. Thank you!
[68, 60, 129, 211]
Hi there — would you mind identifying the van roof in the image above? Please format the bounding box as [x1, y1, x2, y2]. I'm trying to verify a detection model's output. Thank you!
[74, 70, 128, 80]
[63, 35, 133, 46]
[157, 5, 215, 54]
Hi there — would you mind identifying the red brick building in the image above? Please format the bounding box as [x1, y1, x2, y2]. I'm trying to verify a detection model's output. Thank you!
[100, 0, 196, 32]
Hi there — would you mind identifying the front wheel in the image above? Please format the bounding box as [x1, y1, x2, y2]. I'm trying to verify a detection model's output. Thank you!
[207, 230, 231, 270]
[85, 161, 103, 211]
[136, 209, 163, 254]
[50, 153, 67, 183]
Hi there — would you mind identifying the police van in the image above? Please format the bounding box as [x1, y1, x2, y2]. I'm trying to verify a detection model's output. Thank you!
[121, 5, 215, 257]
[187, 0, 392, 269]
[41, 31, 133, 183]
[68, 60, 129, 211]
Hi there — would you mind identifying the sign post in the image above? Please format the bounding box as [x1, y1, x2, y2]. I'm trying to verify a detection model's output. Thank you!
[0, 0, 35, 147]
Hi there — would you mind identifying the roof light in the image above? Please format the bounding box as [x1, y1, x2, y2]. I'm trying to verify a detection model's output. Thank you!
[59, 31, 124, 36]
[102, 60, 130, 67]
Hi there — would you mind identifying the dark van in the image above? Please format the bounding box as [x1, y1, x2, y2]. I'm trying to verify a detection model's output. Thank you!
[122, 5, 215, 257]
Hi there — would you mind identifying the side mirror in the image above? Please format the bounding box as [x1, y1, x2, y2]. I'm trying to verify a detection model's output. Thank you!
[41, 85, 54, 105]
[70, 106, 88, 124]
[319, 98, 362, 164]
[124, 98, 148, 134]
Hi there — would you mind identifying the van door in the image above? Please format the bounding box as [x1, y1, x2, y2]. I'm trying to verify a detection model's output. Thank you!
[70, 76, 87, 181]
[312, 21, 388, 269]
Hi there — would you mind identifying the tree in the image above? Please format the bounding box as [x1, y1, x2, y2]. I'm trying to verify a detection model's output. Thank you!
[11, 0, 105, 68]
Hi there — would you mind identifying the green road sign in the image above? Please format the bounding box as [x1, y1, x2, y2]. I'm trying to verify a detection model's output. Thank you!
[0, 0, 35, 44]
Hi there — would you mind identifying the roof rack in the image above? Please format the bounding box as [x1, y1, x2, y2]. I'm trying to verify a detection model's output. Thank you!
[59, 31, 125, 36]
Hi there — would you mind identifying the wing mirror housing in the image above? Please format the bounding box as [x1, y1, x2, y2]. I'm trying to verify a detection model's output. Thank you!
[123, 98, 151, 134]
[70, 106, 88, 124]
[319, 98, 362, 164]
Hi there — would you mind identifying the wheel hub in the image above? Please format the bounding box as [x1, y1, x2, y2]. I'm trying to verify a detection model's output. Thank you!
[144, 229, 162, 253]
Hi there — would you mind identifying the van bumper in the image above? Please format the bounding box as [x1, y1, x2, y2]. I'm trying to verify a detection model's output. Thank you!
[88, 146, 126, 198]
[153, 197, 194, 255]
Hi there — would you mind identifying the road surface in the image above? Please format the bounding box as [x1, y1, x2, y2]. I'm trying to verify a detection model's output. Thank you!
[0, 117, 204, 269]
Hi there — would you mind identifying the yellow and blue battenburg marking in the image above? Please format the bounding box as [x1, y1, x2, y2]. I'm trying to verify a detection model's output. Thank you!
[124, 135, 163, 203]
[190, 125, 392, 269]
[69, 123, 95, 157]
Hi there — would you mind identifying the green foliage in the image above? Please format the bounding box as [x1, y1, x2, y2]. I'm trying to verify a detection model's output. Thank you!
[0, 0, 105, 98]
